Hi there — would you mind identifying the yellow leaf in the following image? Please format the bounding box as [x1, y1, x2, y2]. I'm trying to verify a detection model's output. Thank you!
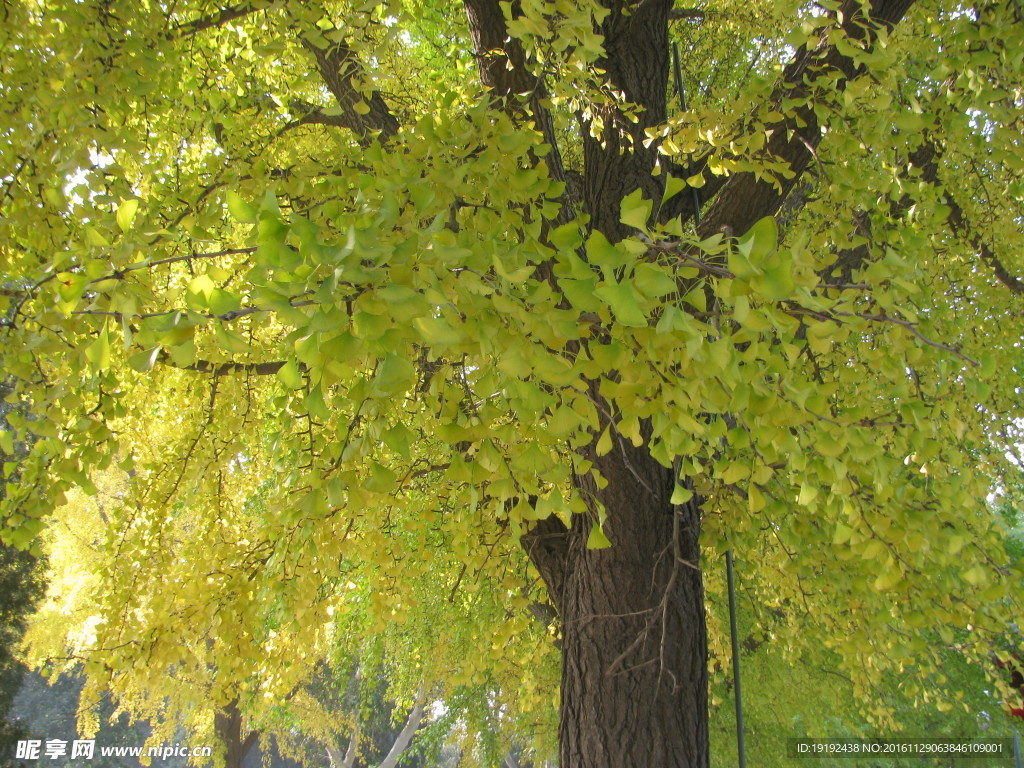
[796, 483, 818, 506]
[670, 484, 693, 504]
[720, 462, 749, 484]
[961, 565, 988, 587]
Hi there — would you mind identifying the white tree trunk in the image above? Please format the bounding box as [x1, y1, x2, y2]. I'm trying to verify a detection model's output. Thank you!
[377, 683, 428, 768]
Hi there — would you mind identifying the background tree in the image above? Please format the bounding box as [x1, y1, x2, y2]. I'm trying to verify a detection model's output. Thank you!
[2, 1, 1023, 767]
[20, 464, 556, 766]
[0, 381, 47, 757]
[706, 594, 1024, 767]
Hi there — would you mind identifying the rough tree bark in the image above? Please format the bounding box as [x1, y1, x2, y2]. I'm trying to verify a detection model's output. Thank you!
[214, 699, 258, 768]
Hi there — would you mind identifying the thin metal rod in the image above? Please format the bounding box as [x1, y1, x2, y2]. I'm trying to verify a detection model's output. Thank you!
[726, 550, 747, 768]
[1014, 731, 1022, 768]
[671, 41, 702, 227]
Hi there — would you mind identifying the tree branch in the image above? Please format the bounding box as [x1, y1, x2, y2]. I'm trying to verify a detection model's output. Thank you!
[669, 7, 705, 21]
[521, 514, 571, 616]
[72, 298, 314, 324]
[945, 183, 1024, 296]
[461, 0, 577, 222]
[696, 0, 918, 239]
[659, 154, 728, 228]
[822, 140, 938, 284]
[171, 2, 271, 38]
[286, 98, 350, 131]
[299, 34, 400, 144]
[159, 352, 289, 377]
[91, 248, 258, 287]
[581, 0, 675, 241]
[240, 731, 259, 760]
[340, 717, 359, 768]
[825, 137, 1024, 295]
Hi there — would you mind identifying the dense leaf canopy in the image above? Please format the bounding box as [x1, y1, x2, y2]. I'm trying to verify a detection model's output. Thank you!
[2, 0, 1023, 763]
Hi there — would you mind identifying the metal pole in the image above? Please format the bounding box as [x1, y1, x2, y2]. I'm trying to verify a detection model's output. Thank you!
[1014, 731, 1022, 768]
[671, 42, 702, 228]
[726, 550, 747, 768]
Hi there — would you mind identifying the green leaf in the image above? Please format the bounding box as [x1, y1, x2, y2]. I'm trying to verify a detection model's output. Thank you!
[594, 282, 647, 327]
[277, 361, 304, 389]
[0, 431, 14, 455]
[872, 567, 902, 591]
[383, 424, 415, 460]
[586, 231, 628, 271]
[213, 325, 252, 354]
[413, 316, 463, 346]
[208, 288, 243, 316]
[587, 521, 613, 549]
[670, 484, 693, 504]
[226, 191, 257, 223]
[365, 462, 397, 493]
[85, 330, 112, 370]
[833, 523, 855, 545]
[379, 284, 428, 320]
[532, 352, 578, 386]
[304, 385, 330, 421]
[116, 198, 139, 232]
[320, 331, 361, 362]
[186, 274, 216, 310]
[728, 249, 759, 280]
[753, 261, 795, 301]
[796, 482, 819, 506]
[127, 346, 161, 372]
[661, 174, 689, 204]
[633, 263, 677, 298]
[353, 311, 391, 340]
[619, 188, 652, 231]
[735, 215, 778, 265]
[84, 226, 110, 247]
[720, 462, 749, 484]
[559, 277, 601, 312]
[373, 354, 414, 396]
[961, 565, 988, 587]
[57, 272, 89, 303]
[549, 222, 583, 251]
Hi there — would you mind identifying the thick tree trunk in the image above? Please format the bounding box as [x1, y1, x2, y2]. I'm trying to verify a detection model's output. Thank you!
[569, 457, 707, 766]
[214, 699, 258, 768]
[526, 440, 708, 768]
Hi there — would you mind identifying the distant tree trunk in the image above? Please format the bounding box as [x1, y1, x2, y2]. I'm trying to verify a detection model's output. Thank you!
[214, 699, 257, 768]
[327, 682, 426, 768]
[377, 683, 427, 768]
[326, 742, 351, 768]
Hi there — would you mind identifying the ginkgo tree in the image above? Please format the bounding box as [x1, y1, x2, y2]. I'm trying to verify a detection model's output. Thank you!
[22, 459, 554, 766]
[2, 0, 1024, 766]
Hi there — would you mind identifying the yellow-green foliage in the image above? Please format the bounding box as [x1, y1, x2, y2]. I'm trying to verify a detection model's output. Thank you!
[1, 0, 1022, 761]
